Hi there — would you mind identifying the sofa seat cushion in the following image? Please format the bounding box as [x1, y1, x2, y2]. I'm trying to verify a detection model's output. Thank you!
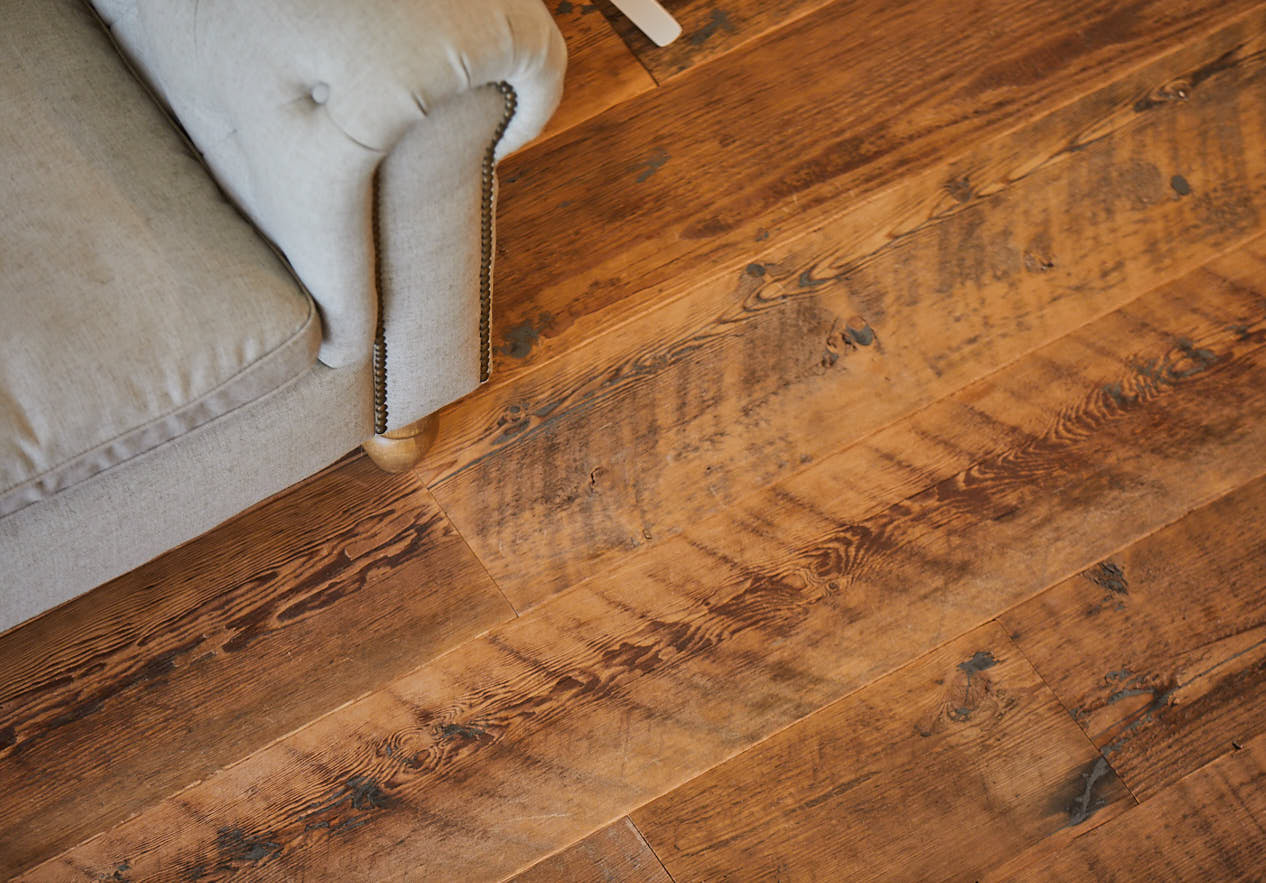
[0, 0, 322, 519]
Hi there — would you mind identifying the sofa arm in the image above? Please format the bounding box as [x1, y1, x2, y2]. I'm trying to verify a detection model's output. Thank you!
[89, 0, 565, 412]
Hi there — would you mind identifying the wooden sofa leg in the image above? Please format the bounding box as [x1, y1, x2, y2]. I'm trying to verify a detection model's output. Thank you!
[362, 414, 439, 473]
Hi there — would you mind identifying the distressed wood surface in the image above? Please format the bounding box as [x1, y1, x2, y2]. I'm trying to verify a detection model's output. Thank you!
[597, 0, 833, 80]
[632, 623, 1132, 881]
[1002, 473, 1266, 801]
[489, 0, 1263, 387]
[989, 732, 1266, 881]
[434, 20, 1266, 610]
[0, 455, 514, 875]
[537, 1, 657, 141]
[511, 817, 671, 883]
[26, 237, 1266, 881]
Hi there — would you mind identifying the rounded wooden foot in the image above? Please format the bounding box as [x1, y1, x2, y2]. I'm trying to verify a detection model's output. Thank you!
[362, 415, 439, 473]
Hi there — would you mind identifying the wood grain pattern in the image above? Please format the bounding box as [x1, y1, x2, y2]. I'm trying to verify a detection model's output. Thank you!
[632, 623, 1132, 881]
[511, 817, 671, 883]
[435, 20, 1266, 610]
[27, 237, 1266, 881]
[597, 0, 833, 80]
[489, 0, 1263, 386]
[989, 732, 1266, 881]
[0, 455, 514, 875]
[1002, 473, 1266, 801]
[537, 1, 657, 141]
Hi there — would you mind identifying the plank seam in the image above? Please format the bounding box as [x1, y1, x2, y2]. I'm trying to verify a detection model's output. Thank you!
[434, 7, 1266, 490]
[453, 0, 1266, 484]
[627, 815, 678, 882]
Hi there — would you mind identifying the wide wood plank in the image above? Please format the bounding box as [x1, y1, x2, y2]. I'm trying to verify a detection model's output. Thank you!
[27, 238, 1266, 880]
[437, 19, 1266, 610]
[1001, 474, 1266, 801]
[0, 455, 514, 875]
[511, 817, 671, 883]
[632, 623, 1131, 881]
[490, 0, 1262, 386]
[538, 1, 656, 140]
[989, 732, 1266, 881]
[598, 0, 833, 81]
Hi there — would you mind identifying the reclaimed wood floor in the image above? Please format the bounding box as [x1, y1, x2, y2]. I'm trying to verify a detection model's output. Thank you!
[4, 1, 1266, 879]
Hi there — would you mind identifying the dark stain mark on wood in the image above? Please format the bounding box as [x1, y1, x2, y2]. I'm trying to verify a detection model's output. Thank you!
[690, 9, 736, 46]
[1065, 756, 1117, 826]
[635, 148, 669, 183]
[1083, 560, 1128, 594]
[917, 650, 1011, 736]
[952, 650, 999, 720]
[501, 313, 555, 359]
[821, 318, 856, 368]
[746, 262, 767, 277]
[216, 826, 281, 864]
[1134, 47, 1241, 112]
[1081, 560, 1130, 616]
[958, 650, 999, 675]
[844, 317, 875, 347]
[344, 776, 397, 811]
[437, 722, 491, 742]
[1092, 636, 1266, 764]
[294, 775, 402, 842]
[1172, 174, 1192, 196]
[1169, 338, 1219, 378]
[555, 1, 598, 13]
[945, 176, 974, 203]
[798, 269, 829, 289]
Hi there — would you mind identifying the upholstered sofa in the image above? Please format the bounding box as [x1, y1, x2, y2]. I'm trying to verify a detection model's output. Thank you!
[0, 0, 566, 632]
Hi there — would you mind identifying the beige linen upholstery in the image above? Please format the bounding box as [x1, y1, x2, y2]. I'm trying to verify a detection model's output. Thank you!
[0, 363, 371, 636]
[0, 0, 321, 519]
[0, 0, 565, 633]
[378, 86, 511, 425]
[91, 0, 567, 417]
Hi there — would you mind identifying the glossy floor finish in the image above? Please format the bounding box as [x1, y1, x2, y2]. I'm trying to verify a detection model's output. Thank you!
[4, 1, 1266, 878]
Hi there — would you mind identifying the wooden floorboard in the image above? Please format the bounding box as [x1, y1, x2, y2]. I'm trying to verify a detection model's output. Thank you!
[6, 3, 1266, 879]
[988, 731, 1266, 881]
[1002, 472, 1266, 801]
[487, 0, 1262, 388]
[631, 622, 1132, 881]
[25, 235, 1266, 880]
[510, 817, 671, 883]
[433, 19, 1266, 610]
[636, 463, 1266, 879]
[597, 0, 835, 81]
[0, 455, 514, 874]
[536, 1, 656, 141]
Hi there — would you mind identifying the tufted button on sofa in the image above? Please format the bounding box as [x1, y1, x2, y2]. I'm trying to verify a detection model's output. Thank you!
[0, 0, 566, 632]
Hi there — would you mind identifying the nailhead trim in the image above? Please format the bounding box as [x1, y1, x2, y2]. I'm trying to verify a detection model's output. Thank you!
[480, 82, 519, 383]
[371, 82, 518, 434]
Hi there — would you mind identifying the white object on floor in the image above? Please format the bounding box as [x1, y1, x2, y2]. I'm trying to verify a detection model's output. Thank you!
[609, 0, 682, 46]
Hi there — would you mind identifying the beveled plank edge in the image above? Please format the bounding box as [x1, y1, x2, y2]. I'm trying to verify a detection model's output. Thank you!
[3, 562, 521, 879]
[983, 728, 1266, 880]
[503, 815, 675, 883]
[523, 3, 659, 151]
[595, 0, 839, 84]
[500, 459, 1266, 880]
[445, 0, 1266, 487]
[30, 369, 1266, 880]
